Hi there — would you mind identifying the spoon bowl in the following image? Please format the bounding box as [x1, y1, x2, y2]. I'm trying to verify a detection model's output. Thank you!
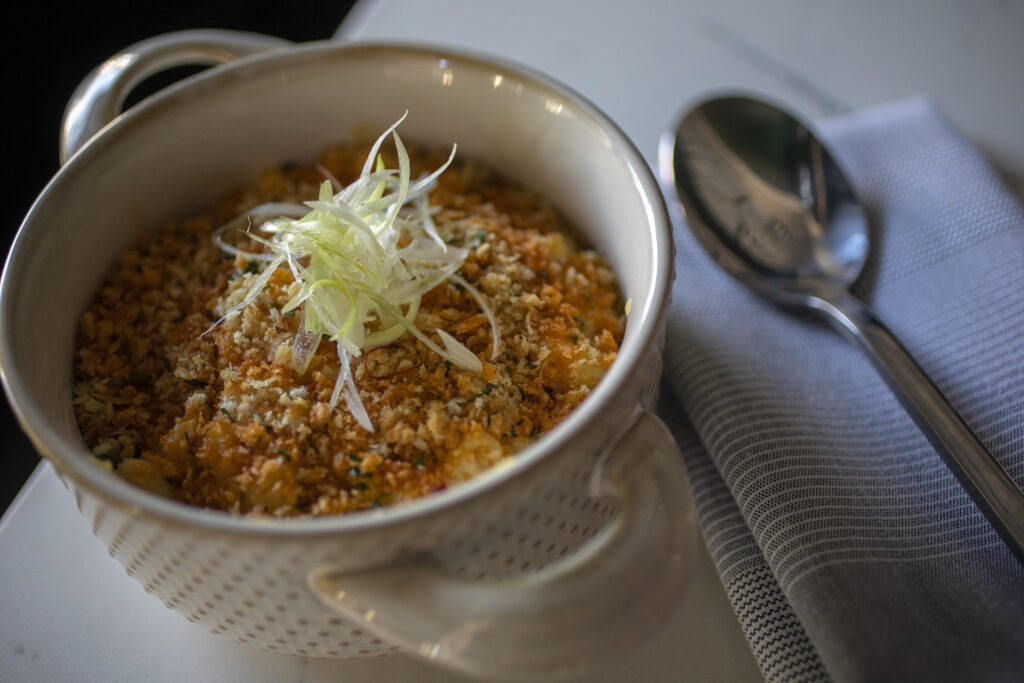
[667, 96, 869, 304]
[660, 94, 1024, 563]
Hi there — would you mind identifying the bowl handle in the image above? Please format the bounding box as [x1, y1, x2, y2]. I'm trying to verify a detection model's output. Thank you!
[307, 410, 695, 680]
[60, 29, 290, 164]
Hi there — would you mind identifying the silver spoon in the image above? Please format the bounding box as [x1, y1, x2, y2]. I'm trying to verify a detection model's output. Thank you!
[659, 94, 1024, 562]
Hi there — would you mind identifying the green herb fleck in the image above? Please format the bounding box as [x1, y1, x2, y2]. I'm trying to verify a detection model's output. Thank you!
[228, 261, 261, 280]
[184, 378, 208, 389]
[221, 408, 234, 423]
[472, 382, 499, 400]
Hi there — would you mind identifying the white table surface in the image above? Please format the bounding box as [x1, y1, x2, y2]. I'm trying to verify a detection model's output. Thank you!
[3, 1, 1023, 681]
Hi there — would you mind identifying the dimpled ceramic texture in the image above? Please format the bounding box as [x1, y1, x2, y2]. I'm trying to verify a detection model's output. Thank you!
[4, 42, 670, 657]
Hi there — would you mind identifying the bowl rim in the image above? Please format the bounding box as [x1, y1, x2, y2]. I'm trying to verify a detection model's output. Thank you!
[0, 38, 674, 538]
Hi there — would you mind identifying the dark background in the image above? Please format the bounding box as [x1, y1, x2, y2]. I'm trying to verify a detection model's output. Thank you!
[2, 2, 358, 515]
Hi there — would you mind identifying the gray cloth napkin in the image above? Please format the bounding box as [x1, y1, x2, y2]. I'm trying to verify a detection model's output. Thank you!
[659, 96, 1024, 682]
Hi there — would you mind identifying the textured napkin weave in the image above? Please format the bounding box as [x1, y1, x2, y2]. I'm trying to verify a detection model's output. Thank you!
[661, 97, 1024, 683]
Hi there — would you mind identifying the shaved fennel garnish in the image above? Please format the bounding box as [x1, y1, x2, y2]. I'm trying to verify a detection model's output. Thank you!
[450, 273, 501, 360]
[210, 116, 501, 429]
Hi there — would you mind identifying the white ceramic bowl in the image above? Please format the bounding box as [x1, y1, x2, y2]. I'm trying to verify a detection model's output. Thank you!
[0, 31, 691, 680]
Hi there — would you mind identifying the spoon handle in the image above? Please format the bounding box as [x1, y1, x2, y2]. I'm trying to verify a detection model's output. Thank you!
[818, 293, 1024, 563]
